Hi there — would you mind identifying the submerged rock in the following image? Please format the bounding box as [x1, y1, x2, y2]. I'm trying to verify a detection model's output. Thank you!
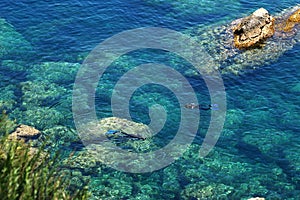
[98, 117, 153, 140]
[27, 62, 81, 86]
[40, 126, 81, 150]
[62, 150, 98, 173]
[233, 8, 275, 49]
[242, 129, 292, 155]
[0, 85, 17, 111]
[78, 117, 154, 151]
[19, 81, 68, 107]
[0, 18, 33, 60]
[181, 181, 234, 199]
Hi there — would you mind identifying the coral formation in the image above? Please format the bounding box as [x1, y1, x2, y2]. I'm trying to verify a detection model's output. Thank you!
[8, 80, 70, 130]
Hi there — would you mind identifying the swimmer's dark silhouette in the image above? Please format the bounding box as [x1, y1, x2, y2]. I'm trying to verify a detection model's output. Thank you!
[184, 103, 219, 110]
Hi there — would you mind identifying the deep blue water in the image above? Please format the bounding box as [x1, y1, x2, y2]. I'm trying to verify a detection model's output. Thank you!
[0, 0, 300, 199]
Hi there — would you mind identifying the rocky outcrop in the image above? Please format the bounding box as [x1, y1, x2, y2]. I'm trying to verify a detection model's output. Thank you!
[2, 124, 47, 161]
[189, 5, 300, 74]
[8, 124, 41, 142]
[284, 8, 300, 32]
[233, 8, 275, 49]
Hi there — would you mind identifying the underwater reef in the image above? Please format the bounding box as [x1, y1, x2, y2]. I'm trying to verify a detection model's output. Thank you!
[0, 3, 300, 199]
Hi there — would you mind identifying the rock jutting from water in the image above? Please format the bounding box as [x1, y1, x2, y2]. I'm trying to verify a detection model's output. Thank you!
[5, 124, 45, 159]
[189, 5, 300, 74]
[233, 8, 275, 49]
[8, 124, 41, 142]
[283, 8, 300, 32]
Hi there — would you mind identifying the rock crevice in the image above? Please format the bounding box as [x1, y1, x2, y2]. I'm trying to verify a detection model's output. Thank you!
[233, 8, 275, 49]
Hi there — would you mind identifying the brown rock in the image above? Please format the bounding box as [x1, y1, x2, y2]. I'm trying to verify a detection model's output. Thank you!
[284, 8, 300, 32]
[8, 124, 41, 142]
[233, 8, 275, 49]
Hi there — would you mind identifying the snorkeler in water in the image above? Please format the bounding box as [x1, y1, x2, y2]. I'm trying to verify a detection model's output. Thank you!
[184, 103, 219, 110]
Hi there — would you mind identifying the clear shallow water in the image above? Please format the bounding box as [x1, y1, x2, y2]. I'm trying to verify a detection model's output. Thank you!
[0, 0, 300, 199]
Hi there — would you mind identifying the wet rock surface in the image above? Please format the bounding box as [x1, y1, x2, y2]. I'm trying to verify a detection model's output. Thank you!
[283, 8, 300, 32]
[233, 8, 275, 49]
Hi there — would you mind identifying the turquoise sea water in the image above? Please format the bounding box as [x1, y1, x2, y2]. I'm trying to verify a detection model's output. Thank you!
[0, 0, 300, 199]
